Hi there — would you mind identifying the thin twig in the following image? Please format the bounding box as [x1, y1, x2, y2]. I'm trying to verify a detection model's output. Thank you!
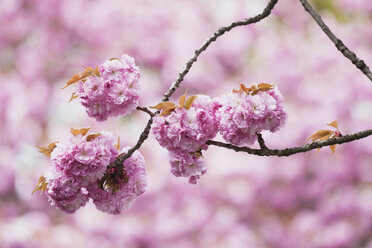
[207, 128, 372, 157]
[162, 0, 279, 101]
[112, 0, 279, 168]
[136, 106, 155, 117]
[298, 0, 372, 82]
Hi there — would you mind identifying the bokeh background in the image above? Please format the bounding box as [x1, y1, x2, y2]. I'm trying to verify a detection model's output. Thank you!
[1, 0, 372, 247]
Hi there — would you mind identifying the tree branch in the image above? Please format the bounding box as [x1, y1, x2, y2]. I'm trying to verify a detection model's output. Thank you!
[136, 106, 155, 117]
[207, 128, 372, 157]
[298, 0, 372, 82]
[112, 0, 279, 168]
[256, 133, 268, 150]
[162, 0, 279, 101]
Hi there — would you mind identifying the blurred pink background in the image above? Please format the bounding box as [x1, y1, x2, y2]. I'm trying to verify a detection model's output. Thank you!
[1, 0, 372, 247]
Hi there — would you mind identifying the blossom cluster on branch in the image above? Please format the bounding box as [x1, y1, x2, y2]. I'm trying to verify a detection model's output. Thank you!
[35, 128, 147, 214]
[67, 55, 141, 121]
[35, 53, 287, 213]
[32, 0, 372, 219]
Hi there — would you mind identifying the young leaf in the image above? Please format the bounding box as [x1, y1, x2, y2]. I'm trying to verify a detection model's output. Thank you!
[184, 96, 198, 110]
[68, 92, 79, 102]
[62, 73, 81, 89]
[86, 133, 101, 141]
[317, 133, 333, 141]
[62, 66, 100, 89]
[258, 83, 274, 89]
[329, 144, 337, 154]
[179, 89, 188, 108]
[70, 127, 90, 136]
[240, 83, 249, 94]
[116, 136, 121, 150]
[36, 141, 59, 157]
[327, 120, 338, 130]
[32, 176, 48, 195]
[307, 130, 334, 142]
[160, 107, 177, 116]
[80, 66, 96, 78]
[150, 102, 177, 110]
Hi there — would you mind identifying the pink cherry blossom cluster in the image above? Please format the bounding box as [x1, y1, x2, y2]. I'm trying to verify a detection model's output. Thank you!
[88, 147, 147, 215]
[152, 95, 220, 183]
[152, 85, 287, 183]
[216, 85, 287, 146]
[76, 55, 141, 121]
[42, 131, 147, 214]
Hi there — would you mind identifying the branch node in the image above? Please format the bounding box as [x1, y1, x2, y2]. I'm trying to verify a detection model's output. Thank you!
[257, 133, 268, 150]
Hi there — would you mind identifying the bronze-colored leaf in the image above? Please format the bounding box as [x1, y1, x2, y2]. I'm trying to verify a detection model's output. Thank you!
[179, 89, 188, 108]
[251, 89, 260, 95]
[240, 83, 249, 94]
[70, 127, 90, 136]
[185, 95, 198, 110]
[150, 102, 177, 110]
[86, 133, 101, 141]
[317, 133, 333, 141]
[36, 141, 59, 157]
[62, 66, 100, 89]
[94, 66, 100, 76]
[62, 73, 81, 89]
[327, 120, 338, 130]
[116, 136, 121, 150]
[68, 92, 79, 102]
[32, 176, 48, 195]
[161, 107, 177, 116]
[258, 83, 274, 89]
[109, 57, 120, 61]
[80, 66, 95, 78]
[329, 144, 336, 154]
[307, 130, 334, 142]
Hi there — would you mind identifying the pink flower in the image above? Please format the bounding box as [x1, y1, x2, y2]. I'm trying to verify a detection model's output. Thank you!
[51, 131, 118, 186]
[216, 84, 287, 146]
[169, 151, 206, 184]
[153, 95, 219, 154]
[88, 148, 147, 215]
[76, 54, 141, 121]
[152, 95, 219, 183]
[44, 171, 89, 214]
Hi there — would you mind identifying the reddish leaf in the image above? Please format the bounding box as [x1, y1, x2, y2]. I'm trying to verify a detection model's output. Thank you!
[327, 120, 338, 130]
[240, 83, 249, 94]
[329, 144, 336, 154]
[116, 136, 121, 150]
[185, 96, 198, 110]
[179, 89, 188, 108]
[307, 130, 334, 142]
[62, 73, 81, 89]
[317, 133, 333, 141]
[150, 102, 177, 110]
[86, 133, 101, 141]
[258, 83, 274, 90]
[62, 66, 100, 89]
[36, 141, 58, 157]
[32, 176, 48, 195]
[68, 92, 79, 102]
[80, 66, 96, 78]
[70, 127, 90, 136]
[160, 107, 177, 116]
